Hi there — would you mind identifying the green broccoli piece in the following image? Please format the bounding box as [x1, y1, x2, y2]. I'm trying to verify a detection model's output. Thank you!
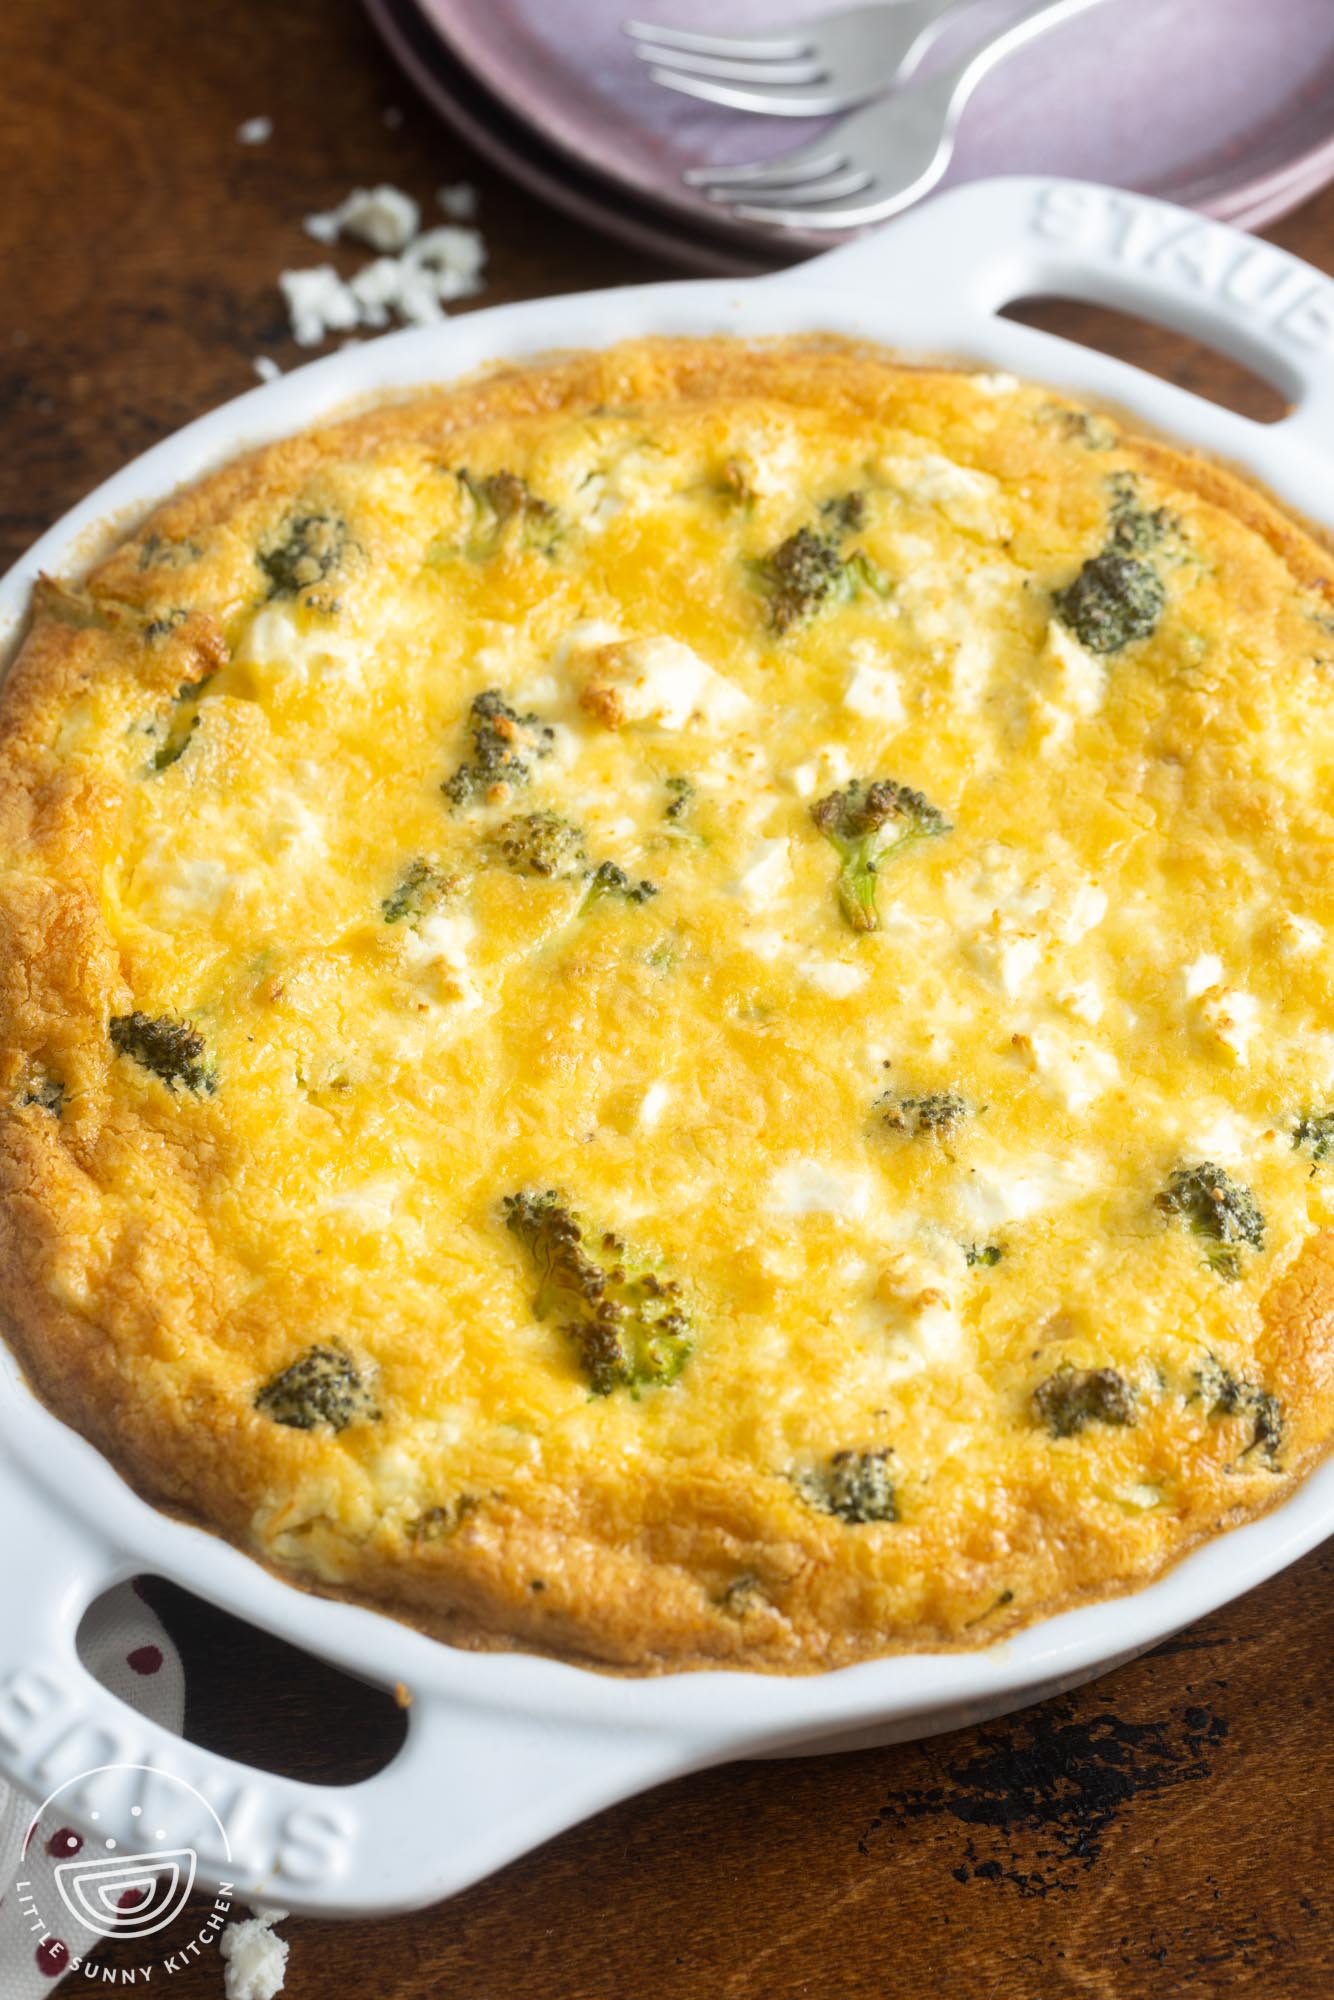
[1192, 1354, 1283, 1468]
[457, 469, 560, 557]
[1053, 550, 1164, 654]
[811, 777, 950, 933]
[17, 1067, 63, 1116]
[1107, 472, 1178, 556]
[503, 1189, 692, 1396]
[755, 494, 888, 633]
[664, 775, 695, 822]
[578, 859, 658, 912]
[876, 1089, 968, 1138]
[1156, 1162, 1265, 1280]
[443, 688, 555, 807]
[1033, 1364, 1136, 1438]
[797, 1448, 897, 1524]
[382, 857, 457, 924]
[257, 511, 349, 599]
[965, 1242, 1003, 1268]
[254, 1342, 379, 1432]
[109, 1012, 215, 1094]
[819, 490, 867, 536]
[1293, 1109, 1334, 1169]
[491, 811, 587, 879]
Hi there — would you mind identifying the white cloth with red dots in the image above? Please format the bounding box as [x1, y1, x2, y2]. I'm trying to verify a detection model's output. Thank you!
[0, 1581, 184, 1991]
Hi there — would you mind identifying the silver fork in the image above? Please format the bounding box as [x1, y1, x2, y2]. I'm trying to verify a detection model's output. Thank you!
[687, 0, 1109, 230]
[625, 0, 963, 120]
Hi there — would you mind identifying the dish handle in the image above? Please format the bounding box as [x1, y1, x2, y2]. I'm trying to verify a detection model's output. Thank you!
[0, 1458, 701, 1917]
[782, 175, 1334, 444]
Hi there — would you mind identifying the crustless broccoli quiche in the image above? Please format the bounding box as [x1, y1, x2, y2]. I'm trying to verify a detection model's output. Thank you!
[3, 338, 1334, 1672]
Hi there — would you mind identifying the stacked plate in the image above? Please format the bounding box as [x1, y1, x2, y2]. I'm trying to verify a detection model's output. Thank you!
[366, 0, 1334, 270]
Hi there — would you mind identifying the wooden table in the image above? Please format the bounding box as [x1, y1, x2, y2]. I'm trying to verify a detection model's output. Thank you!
[3, 2, 1332, 1993]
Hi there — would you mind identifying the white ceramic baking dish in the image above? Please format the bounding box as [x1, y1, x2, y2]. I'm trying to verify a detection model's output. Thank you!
[2, 176, 1334, 1921]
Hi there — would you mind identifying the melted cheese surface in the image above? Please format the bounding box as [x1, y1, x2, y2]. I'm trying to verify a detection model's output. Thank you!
[8, 339, 1334, 1667]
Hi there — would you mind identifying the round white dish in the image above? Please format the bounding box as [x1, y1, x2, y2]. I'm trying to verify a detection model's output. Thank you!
[1, 175, 1333, 1919]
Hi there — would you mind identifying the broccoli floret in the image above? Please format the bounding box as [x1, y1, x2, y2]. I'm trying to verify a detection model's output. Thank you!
[664, 775, 695, 822]
[254, 1342, 378, 1432]
[492, 810, 587, 879]
[1293, 1109, 1334, 1169]
[17, 1067, 63, 1116]
[457, 469, 560, 556]
[811, 777, 950, 933]
[1048, 406, 1118, 451]
[876, 1089, 967, 1138]
[1033, 1364, 1136, 1438]
[965, 1242, 1003, 1268]
[1192, 1354, 1283, 1468]
[797, 1448, 897, 1524]
[257, 511, 348, 599]
[1053, 550, 1164, 654]
[1107, 472, 1177, 556]
[756, 495, 888, 634]
[145, 674, 218, 775]
[578, 859, 659, 912]
[382, 857, 457, 924]
[819, 490, 867, 535]
[503, 1189, 692, 1396]
[1156, 1162, 1265, 1280]
[442, 688, 555, 807]
[109, 1012, 215, 1094]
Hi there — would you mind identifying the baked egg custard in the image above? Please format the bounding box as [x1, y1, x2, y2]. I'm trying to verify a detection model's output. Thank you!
[3, 337, 1334, 1670]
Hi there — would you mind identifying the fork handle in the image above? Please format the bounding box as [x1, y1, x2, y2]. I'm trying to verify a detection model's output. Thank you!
[784, 175, 1334, 444]
[933, 0, 1112, 123]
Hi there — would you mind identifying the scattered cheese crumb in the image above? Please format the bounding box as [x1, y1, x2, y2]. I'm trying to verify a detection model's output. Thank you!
[237, 116, 273, 146]
[638, 1081, 671, 1130]
[438, 181, 478, 220]
[305, 183, 421, 252]
[220, 1909, 289, 2000]
[1184, 953, 1224, 999]
[769, 1160, 873, 1220]
[252, 355, 281, 383]
[843, 644, 905, 725]
[801, 960, 868, 998]
[279, 265, 361, 347]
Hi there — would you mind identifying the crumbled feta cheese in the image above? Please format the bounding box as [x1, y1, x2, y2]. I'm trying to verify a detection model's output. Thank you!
[965, 917, 1041, 996]
[1029, 620, 1107, 749]
[971, 371, 1019, 396]
[768, 1160, 874, 1220]
[237, 604, 362, 684]
[873, 1250, 966, 1375]
[1056, 980, 1104, 1025]
[1194, 984, 1260, 1065]
[279, 265, 361, 347]
[572, 635, 749, 731]
[876, 448, 1005, 537]
[733, 838, 791, 909]
[800, 960, 868, 998]
[843, 643, 905, 724]
[438, 180, 478, 220]
[252, 354, 281, 383]
[788, 743, 854, 799]
[325, 1179, 402, 1228]
[305, 184, 421, 252]
[1272, 910, 1323, 955]
[1184, 953, 1224, 999]
[954, 1153, 1098, 1231]
[237, 116, 273, 145]
[220, 1909, 289, 2000]
[1022, 1028, 1121, 1112]
[638, 1081, 671, 1130]
[406, 225, 486, 301]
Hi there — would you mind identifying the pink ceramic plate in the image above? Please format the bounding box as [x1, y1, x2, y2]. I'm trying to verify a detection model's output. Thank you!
[417, 0, 1334, 248]
[365, 0, 779, 272]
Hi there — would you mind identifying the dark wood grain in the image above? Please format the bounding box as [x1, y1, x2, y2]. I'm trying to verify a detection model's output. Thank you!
[3, 2, 1333, 1993]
